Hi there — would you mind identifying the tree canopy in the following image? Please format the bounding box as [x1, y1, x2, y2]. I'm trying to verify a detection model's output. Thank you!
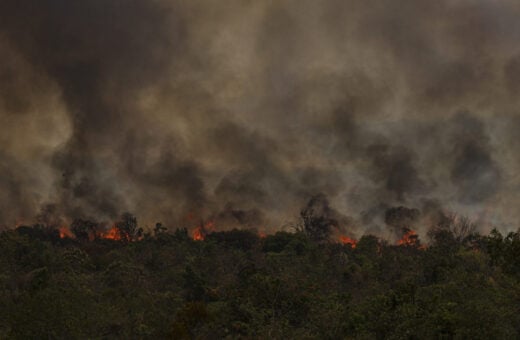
[0, 220, 519, 339]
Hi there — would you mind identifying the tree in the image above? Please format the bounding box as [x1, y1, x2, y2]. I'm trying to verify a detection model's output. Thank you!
[115, 212, 141, 241]
[153, 222, 167, 236]
[300, 194, 338, 242]
[71, 218, 98, 241]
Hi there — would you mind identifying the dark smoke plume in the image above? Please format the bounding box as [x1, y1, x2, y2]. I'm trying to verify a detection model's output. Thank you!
[384, 206, 421, 235]
[0, 1, 519, 234]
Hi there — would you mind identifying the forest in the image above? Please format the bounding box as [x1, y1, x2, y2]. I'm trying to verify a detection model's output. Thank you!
[0, 206, 519, 339]
[2, 1, 520, 339]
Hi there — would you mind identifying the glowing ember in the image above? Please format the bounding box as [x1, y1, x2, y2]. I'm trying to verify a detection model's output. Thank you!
[339, 235, 357, 248]
[56, 223, 140, 242]
[59, 226, 74, 239]
[192, 220, 215, 241]
[101, 226, 123, 241]
[397, 229, 420, 247]
[192, 227, 205, 241]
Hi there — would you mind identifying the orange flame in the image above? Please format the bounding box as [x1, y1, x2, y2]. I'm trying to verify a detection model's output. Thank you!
[192, 227, 205, 241]
[101, 226, 123, 241]
[57, 223, 138, 241]
[192, 220, 215, 241]
[339, 235, 357, 248]
[397, 229, 420, 247]
[59, 226, 74, 239]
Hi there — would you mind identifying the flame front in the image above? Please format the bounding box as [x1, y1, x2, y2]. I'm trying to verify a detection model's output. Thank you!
[192, 220, 215, 241]
[339, 235, 357, 248]
[59, 226, 73, 239]
[192, 227, 205, 241]
[58, 224, 128, 241]
[397, 229, 420, 247]
[101, 226, 123, 240]
[58, 221, 425, 248]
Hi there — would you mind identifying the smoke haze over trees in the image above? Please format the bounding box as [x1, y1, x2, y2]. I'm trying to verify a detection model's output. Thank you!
[1, 1, 520, 233]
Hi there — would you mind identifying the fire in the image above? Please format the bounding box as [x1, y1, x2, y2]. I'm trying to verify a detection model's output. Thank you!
[192, 220, 215, 241]
[397, 229, 420, 247]
[58, 224, 129, 241]
[192, 227, 205, 241]
[339, 235, 357, 248]
[59, 226, 74, 239]
[101, 226, 123, 241]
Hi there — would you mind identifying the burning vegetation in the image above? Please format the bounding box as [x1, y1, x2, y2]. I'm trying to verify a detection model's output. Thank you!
[47, 198, 435, 251]
[339, 235, 358, 248]
[397, 228, 420, 247]
[58, 226, 73, 239]
[3, 209, 520, 339]
[191, 221, 215, 241]
[2, 0, 520, 337]
[45, 212, 143, 242]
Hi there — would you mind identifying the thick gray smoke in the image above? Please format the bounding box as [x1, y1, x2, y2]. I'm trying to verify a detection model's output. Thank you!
[1, 0, 519, 234]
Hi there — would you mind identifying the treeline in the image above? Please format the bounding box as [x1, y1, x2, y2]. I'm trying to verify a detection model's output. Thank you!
[0, 220, 519, 339]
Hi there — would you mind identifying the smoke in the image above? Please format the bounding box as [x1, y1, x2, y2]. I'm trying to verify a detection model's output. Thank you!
[0, 0, 520, 232]
[384, 206, 421, 236]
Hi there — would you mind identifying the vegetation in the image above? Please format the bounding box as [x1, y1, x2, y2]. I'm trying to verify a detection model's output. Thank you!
[0, 218, 519, 339]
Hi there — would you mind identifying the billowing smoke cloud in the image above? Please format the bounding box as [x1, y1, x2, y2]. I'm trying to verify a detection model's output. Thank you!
[1, 0, 520, 233]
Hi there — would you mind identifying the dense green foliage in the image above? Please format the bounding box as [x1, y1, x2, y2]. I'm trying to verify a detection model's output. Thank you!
[0, 224, 519, 339]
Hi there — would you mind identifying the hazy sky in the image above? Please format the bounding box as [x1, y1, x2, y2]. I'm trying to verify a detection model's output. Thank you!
[1, 1, 520, 235]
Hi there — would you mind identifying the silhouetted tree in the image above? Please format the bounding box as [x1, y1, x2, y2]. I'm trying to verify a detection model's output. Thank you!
[153, 222, 167, 236]
[115, 212, 141, 241]
[300, 194, 338, 242]
[71, 219, 98, 241]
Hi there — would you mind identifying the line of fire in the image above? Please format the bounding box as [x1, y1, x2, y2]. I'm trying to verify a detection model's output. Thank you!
[15, 196, 470, 251]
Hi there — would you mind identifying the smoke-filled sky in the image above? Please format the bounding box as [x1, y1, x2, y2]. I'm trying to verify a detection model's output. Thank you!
[1, 0, 520, 234]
